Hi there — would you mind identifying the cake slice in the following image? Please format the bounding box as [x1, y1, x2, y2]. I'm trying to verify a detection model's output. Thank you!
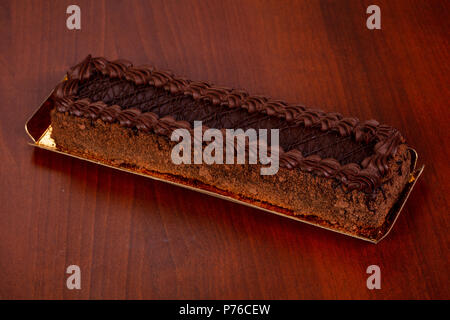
[50, 55, 412, 239]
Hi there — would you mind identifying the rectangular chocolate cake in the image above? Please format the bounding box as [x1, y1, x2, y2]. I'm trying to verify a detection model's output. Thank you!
[50, 55, 412, 239]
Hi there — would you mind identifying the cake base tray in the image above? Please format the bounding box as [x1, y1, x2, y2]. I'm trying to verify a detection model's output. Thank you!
[25, 89, 424, 244]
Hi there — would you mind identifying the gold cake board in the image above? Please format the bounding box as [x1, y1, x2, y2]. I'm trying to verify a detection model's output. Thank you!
[25, 89, 424, 244]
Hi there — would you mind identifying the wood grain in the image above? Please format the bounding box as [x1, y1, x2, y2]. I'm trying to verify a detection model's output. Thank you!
[0, 0, 448, 299]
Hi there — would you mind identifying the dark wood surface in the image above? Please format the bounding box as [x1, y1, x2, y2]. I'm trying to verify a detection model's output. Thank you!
[1, 0, 448, 299]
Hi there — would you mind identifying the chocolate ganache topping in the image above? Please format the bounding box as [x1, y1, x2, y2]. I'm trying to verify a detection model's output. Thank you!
[52, 55, 405, 193]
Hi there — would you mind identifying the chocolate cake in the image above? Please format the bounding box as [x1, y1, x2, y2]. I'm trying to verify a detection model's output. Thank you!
[50, 55, 412, 239]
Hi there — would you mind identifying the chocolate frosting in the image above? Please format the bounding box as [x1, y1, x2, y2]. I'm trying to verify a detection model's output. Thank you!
[52, 55, 406, 193]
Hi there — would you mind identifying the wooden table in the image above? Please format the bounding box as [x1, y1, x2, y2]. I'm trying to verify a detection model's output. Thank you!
[0, 0, 448, 299]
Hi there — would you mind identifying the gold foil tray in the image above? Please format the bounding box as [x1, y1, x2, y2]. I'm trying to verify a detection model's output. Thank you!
[25, 88, 424, 244]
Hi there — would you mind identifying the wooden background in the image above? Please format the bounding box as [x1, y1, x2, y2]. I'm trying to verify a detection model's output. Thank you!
[0, 0, 448, 299]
